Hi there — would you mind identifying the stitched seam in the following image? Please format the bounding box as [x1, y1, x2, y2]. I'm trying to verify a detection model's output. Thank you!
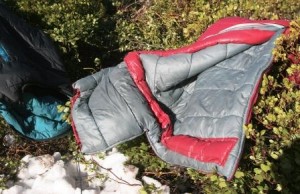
[194, 83, 253, 92]
[215, 64, 247, 72]
[153, 56, 160, 93]
[180, 114, 242, 122]
[186, 53, 193, 78]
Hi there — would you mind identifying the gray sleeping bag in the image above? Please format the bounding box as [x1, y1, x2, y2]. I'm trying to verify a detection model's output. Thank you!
[71, 17, 289, 179]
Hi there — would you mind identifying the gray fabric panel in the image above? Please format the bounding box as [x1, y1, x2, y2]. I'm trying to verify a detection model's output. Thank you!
[155, 54, 192, 92]
[110, 64, 160, 133]
[88, 73, 142, 147]
[140, 44, 251, 94]
[140, 44, 250, 109]
[141, 54, 160, 93]
[72, 64, 147, 153]
[72, 99, 108, 153]
[72, 69, 110, 153]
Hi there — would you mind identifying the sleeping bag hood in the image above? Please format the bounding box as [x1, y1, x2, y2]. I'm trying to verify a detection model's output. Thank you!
[0, 3, 71, 140]
[71, 17, 289, 180]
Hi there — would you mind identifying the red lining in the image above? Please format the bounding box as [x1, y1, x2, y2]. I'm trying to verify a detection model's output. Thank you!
[70, 89, 82, 148]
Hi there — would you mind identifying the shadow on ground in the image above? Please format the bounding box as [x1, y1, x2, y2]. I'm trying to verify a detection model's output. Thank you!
[272, 139, 300, 193]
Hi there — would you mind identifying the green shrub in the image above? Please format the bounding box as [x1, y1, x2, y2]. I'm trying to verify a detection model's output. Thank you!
[114, 0, 300, 52]
[1, 0, 299, 193]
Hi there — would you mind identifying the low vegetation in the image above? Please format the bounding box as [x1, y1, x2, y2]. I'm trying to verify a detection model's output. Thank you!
[1, 0, 299, 193]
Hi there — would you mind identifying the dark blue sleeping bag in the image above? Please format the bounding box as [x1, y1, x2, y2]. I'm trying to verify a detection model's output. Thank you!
[0, 3, 71, 140]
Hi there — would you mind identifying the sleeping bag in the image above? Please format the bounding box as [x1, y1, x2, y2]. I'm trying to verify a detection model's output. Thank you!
[0, 3, 71, 140]
[71, 17, 289, 179]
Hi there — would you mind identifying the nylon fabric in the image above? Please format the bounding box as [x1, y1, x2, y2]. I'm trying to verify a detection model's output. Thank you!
[71, 17, 289, 179]
[0, 93, 69, 140]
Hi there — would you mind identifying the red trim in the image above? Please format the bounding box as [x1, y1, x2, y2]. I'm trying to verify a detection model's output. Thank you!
[70, 89, 82, 149]
[163, 136, 238, 166]
[198, 17, 289, 42]
[125, 18, 288, 166]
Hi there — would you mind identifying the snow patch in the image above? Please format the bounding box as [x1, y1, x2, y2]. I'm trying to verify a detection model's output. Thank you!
[2, 148, 170, 194]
